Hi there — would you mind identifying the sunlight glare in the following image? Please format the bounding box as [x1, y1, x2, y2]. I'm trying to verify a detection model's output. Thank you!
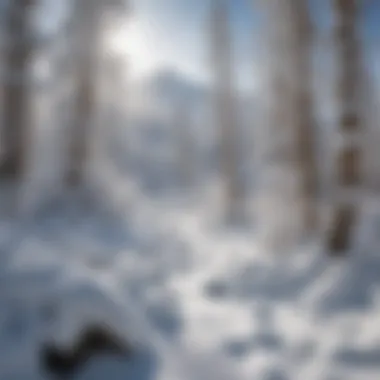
[108, 17, 161, 80]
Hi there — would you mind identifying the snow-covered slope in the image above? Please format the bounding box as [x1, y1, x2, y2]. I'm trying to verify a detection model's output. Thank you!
[1, 183, 380, 380]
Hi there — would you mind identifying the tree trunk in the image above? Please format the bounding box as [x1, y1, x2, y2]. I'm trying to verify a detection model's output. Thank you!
[291, 0, 319, 234]
[210, 0, 243, 222]
[258, 0, 318, 250]
[327, 0, 362, 256]
[0, 0, 33, 180]
[65, 58, 96, 186]
[65, 0, 100, 187]
[174, 102, 195, 190]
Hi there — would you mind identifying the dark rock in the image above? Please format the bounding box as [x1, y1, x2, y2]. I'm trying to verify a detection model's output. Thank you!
[40, 324, 132, 379]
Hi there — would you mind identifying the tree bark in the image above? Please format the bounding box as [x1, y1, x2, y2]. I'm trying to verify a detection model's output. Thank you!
[65, 0, 100, 187]
[258, 0, 319, 249]
[327, 0, 362, 256]
[0, 0, 34, 180]
[174, 102, 195, 190]
[210, 0, 243, 222]
[291, 0, 319, 234]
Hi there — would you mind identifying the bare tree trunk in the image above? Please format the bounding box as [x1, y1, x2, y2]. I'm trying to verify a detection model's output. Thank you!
[289, 0, 319, 234]
[65, 57, 96, 187]
[210, 0, 243, 222]
[174, 101, 195, 190]
[326, 0, 362, 256]
[359, 47, 378, 193]
[0, 0, 34, 180]
[258, 0, 318, 250]
[65, 0, 100, 187]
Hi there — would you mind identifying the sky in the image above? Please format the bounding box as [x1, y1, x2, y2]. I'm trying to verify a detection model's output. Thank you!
[38, 0, 380, 92]
[119, 0, 380, 90]
[120, 0, 257, 88]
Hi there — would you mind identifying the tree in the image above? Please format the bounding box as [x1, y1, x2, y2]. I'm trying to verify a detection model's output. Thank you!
[64, 0, 101, 187]
[290, 0, 319, 234]
[64, 0, 130, 187]
[209, 0, 243, 222]
[326, 0, 363, 255]
[0, 0, 35, 180]
[173, 100, 195, 190]
[257, 0, 319, 250]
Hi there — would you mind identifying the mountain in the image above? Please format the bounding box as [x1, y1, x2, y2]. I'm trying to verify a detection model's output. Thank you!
[146, 68, 208, 110]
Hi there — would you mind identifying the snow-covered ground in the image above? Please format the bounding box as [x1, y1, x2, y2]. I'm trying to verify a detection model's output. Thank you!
[1, 179, 380, 380]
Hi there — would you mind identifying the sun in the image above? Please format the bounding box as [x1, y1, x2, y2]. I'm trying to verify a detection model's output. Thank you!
[107, 16, 161, 80]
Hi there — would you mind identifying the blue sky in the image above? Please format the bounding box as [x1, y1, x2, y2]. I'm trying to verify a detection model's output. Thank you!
[128, 0, 257, 89]
[128, 0, 379, 88]
[363, 0, 380, 42]
[41, 0, 379, 91]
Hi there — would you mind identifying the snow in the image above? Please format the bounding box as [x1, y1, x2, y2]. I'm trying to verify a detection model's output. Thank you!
[1, 180, 380, 380]
[3, 0, 380, 377]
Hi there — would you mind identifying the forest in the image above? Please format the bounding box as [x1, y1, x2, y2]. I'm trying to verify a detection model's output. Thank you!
[0, 0, 379, 379]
